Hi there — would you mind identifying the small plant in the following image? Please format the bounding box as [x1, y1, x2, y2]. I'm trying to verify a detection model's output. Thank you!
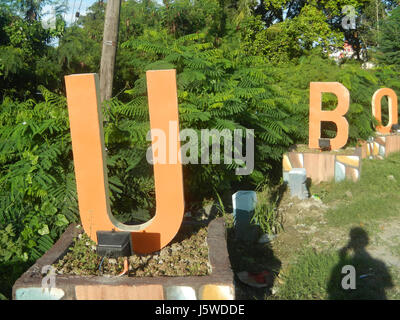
[251, 185, 283, 235]
[214, 189, 226, 217]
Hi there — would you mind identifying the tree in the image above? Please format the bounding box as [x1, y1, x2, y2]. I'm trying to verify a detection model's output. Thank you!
[240, 3, 343, 63]
[375, 6, 400, 67]
[121, 31, 302, 199]
[0, 1, 66, 99]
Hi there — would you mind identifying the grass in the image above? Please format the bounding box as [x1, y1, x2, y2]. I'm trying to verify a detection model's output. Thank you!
[252, 183, 285, 236]
[264, 152, 400, 300]
[274, 245, 395, 300]
[310, 153, 400, 227]
[273, 248, 338, 300]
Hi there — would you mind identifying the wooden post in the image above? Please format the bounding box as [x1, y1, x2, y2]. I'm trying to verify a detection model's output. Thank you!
[99, 0, 121, 103]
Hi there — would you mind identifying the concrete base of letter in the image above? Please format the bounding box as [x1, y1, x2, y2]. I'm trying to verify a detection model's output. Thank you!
[288, 168, 309, 200]
[232, 191, 258, 242]
[12, 219, 234, 300]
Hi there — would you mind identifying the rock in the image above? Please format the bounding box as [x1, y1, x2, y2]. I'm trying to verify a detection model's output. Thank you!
[236, 270, 273, 288]
[160, 249, 169, 257]
[171, 243, 180, 253]
[387, 175, 396, 181]
[288, 168, 309, 200]
[232, 191, 258, 242]
[129, 256, 140, 265]
[258, 234, 276, 244]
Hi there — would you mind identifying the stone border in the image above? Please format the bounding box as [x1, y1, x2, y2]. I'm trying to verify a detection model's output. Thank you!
[357, 134, 400, 159]
[283, 151, 361, 184]
[12, 218, 234, 300]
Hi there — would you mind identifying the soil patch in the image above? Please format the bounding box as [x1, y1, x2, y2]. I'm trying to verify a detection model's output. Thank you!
[293, 144, 356, 155]
[54, 224, 211, 277]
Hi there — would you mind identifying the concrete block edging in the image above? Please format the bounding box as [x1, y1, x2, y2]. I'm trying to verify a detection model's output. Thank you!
[12, 218, 234, 300]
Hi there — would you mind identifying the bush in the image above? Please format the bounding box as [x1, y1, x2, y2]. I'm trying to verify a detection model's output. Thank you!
[122, 32, 303, 201]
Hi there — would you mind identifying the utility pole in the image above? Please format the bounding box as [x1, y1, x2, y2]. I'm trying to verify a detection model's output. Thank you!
[100, 0, 122, 103]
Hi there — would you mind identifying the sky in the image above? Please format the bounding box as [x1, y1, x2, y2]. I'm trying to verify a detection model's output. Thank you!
[63, 0, 98, 24]
[42, 0, 98, 26]
[43, 0, 164, 26]
[41, 0, 163, 46]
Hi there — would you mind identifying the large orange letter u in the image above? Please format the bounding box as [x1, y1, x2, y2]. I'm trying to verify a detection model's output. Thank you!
[65, 70, 184, 254]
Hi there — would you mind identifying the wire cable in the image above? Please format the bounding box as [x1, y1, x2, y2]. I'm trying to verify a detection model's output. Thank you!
[75, 0, 83, 19]
[70, 0, 76, 24]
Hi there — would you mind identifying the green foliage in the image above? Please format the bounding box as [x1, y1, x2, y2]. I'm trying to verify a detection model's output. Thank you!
[241, 4, 343, 63]
[122, 31, 302, 200]
[0, 1, 65, 99]
[0, 87, 158, 298]
[252, 184, 283, 235]
[0, 87, 75, 265]
[375, 6, 400, 68]
[275, 54, 391, 144]
[102, 96, 156, 224]
[357, 0, 391, 50]
[0, 88, 70, 298]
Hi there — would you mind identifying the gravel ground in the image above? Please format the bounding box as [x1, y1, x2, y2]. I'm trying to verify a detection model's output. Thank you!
[54, 224, 211, 277]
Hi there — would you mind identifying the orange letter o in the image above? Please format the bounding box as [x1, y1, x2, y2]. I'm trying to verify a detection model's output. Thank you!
[372, 88, 398, 134]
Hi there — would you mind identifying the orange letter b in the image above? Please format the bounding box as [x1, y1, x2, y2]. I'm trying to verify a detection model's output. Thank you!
[309, 82, 350, 150]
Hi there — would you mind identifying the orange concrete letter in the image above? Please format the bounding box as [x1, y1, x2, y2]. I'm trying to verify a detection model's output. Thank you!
[372, 88, 398, 134]
[309, 82, 350, 150]
[65, 70, 184, 254]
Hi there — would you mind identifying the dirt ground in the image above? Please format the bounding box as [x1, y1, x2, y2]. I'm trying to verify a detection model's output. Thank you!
[228, 189, 400, 299]
[266, 190, 400, 299]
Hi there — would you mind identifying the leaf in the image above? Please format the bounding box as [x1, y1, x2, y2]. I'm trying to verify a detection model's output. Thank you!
[38, 224, 49, 236]
[55, 214, 69, 227]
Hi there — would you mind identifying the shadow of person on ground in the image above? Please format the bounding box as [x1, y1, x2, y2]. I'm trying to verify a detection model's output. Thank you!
[327, 227, 393, 300]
